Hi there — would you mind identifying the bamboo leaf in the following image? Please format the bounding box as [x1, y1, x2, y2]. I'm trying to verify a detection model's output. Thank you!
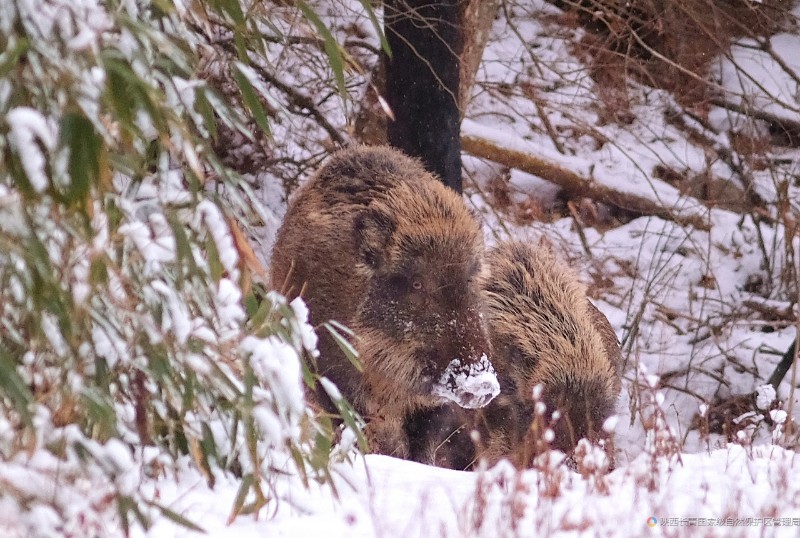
[227, 473, 254, 525]
[206, 233, 224, 282]
[296, 1, 347, 97]
[60, 111, 103, 208]
[218, 0, 246, 26]
[320, 377, 368, 453]
[89, 256, 108, 287]
[81, 388, 118, 440]
[0, 346, 35, 428]
[357, 0, 390, 56]
[324, 320, 362, 372]
[167, 213, 197, 284]
[201, 422, 219, 464]
[194, 88, 219, 141]
[117, 495, 151, 534]
[0, 37, 29, 78]
[102, 53, 165, 137]
[152, 502, 206, 533]
[233, 64, 272, 137]
[202, 87, 253, 142]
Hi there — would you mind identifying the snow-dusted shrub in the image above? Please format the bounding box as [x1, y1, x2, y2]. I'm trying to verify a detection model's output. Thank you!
[0, 0, 367, 534]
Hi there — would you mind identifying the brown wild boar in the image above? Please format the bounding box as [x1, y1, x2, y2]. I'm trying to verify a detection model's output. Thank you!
[269, 145, 499, 458]
[409, 240, 622, 469]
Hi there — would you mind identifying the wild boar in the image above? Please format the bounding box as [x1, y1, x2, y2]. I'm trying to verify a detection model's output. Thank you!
[270, 145, 499, 457]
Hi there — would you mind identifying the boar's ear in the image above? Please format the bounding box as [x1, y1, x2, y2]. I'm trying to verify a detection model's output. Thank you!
[354, 207, 395, 269]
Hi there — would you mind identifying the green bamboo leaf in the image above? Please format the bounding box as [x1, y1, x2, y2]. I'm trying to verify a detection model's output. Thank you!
[151, 502, 206, 533]
[212, 0, 247, 59]
[339, 404, 368, 453]
[146, 344, 171, 386]
[151, 0, 175, 16]
[233, 32, 248, 63]
[206, 234, 224, 282]
[117, 495, 151, 534]
[194, 88, 219, 140]
[233, 64, 272, 137]
[89, 256, 108, 287]
[290, 445, 310, 487]
[296, 0, 347, 97]
[0, 37, 29, 78]
[103, 56, 142, 136]
[26, 232, 74, 339]
[246, 293, 273, 332]
[357, 0, 390, 56]
[218, 0, 246, 26]
[82, 388, 118, 439]
[245, 18, 267, 57]
[229, 473, 255, 522]
[117, 495, 131, 536]
[117, 15, 192, 77]
[324, 320, 362, 372]
[200, 422, 219, 463]
[182, 369, 196, 410]
[60, 111, 102, 208]
[0, 346, 35, 427]
[103, 53, 165, 136]
[167, 214, 197, 284]
[301, 358, 317, 389]
[312, 430, 332, 468]
[319, 377, 368, 453]
[202, 87, 253, 142]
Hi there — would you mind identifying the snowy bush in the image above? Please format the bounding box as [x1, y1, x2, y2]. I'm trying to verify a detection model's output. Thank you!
[0, 0, 366, 534]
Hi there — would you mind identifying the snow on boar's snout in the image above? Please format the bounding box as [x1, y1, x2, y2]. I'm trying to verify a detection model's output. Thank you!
[433, 354, 499, 409]
[422, 304, 499, 409]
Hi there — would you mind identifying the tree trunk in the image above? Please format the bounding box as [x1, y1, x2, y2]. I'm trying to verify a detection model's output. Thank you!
[458, 0, 501, 114]
[384, 0, 464, 192]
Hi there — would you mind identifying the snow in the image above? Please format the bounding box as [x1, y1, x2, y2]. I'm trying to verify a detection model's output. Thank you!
[290, 297, 321, 357]
[320, 376, 343, 401]
[119, 218, 177, 267]
[92, 323, 127, 369]
[719, 33, 800, 123]
[463, 119, 709, 224]
[241, 335, 306, 418]
[601, 415, 618, 433]
[757, 385, 778, 410]
[130, 445, 800, 538]
[6, 107, 56, 193]
[197, 200, 240, 281]
[432, 354, 501, 409]
[216, 277, 246, 329]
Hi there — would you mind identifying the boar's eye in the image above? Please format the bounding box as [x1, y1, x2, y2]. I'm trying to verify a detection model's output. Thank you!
[412, 279, 423, 291]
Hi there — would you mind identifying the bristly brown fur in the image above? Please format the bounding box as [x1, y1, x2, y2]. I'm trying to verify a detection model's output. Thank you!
[482, 240, 620, 400]
[409, 240, 622, 469]
[269, 145, 491, 459]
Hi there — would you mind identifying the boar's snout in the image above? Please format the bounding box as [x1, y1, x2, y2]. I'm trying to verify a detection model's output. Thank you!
[432, 354, 500, 409]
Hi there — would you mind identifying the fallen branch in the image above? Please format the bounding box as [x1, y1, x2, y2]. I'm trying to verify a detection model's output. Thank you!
[709, 97, 800, 147]
[460, 131, 710, 231]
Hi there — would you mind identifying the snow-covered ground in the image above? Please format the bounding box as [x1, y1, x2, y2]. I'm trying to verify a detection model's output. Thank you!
[3, 0, 800, 536]
[138, 445, 800, 537]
